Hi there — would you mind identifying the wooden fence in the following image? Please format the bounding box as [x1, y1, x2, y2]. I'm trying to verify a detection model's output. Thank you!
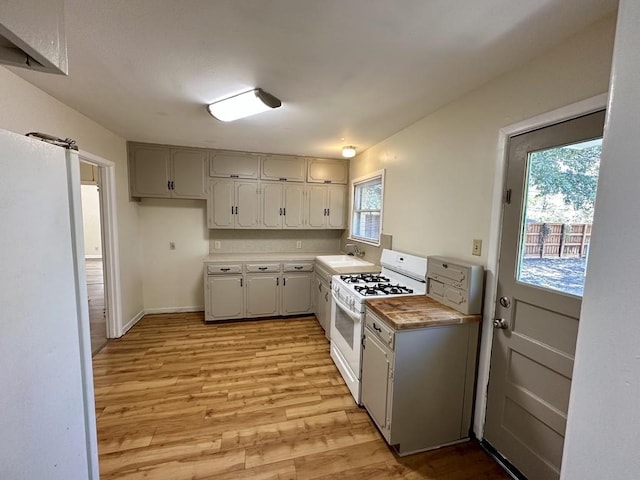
[523, 222, 592, 258]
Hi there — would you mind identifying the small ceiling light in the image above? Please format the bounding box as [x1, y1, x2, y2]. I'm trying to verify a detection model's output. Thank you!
[342, 146, 357, 158]
[207, 88, 282, 122]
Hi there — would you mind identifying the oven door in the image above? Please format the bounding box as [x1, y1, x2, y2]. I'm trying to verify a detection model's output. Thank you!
[330, 291, 363, 380]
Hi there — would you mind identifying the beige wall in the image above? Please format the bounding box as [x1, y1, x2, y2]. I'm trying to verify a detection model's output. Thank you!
[0, 67, 143, 330]
[81, 185, 102, 257]
[350, 13, 616, 263]
[138, 198, 209, 312]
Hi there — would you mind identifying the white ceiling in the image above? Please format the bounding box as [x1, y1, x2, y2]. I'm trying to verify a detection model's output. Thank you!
[11, 0, 617, 159]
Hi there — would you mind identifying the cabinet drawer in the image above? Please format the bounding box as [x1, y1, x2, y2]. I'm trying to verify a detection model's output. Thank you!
[246, 263, 280, 273]
[365, 311, 395, 350]
[206, 264, 243, 275]
[283, 262, 314, 272]
[428, 258, 467, 286]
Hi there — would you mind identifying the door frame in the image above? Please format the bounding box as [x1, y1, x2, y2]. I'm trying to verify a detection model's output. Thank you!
[473, 93, 608, 438]
[79, 149, 122, 339]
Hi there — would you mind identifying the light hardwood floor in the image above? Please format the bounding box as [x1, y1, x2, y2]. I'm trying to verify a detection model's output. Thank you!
[86, 258, 107, 355]
[93, 313, 510, 479]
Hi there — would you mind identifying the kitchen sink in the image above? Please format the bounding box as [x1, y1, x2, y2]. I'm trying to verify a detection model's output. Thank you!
[315, 255, 378, 274]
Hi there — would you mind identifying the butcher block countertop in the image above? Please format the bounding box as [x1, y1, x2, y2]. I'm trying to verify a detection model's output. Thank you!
[365, 295, 482, 330]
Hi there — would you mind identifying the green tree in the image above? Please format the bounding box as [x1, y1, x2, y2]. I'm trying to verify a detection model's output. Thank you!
[528, 144, 601, 220]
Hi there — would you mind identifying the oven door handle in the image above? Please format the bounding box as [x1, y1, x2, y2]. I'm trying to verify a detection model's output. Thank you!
[332, 291, 362, 322]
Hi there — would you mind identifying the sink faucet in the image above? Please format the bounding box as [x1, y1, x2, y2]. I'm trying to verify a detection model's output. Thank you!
[345, 243, 364, 257]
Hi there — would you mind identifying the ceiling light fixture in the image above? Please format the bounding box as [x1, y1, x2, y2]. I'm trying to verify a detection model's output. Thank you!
[342, 146, 357, 158]
[207, 88, 282, 122]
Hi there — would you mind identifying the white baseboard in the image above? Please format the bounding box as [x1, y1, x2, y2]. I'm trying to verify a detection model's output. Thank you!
[119, 310, 144, 337]
[143, 306, 205, 315]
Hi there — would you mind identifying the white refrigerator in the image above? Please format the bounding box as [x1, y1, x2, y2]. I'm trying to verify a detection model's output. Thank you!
[0, 128, 99, 479]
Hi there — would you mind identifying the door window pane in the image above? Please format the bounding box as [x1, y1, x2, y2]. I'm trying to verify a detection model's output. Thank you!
[517, 138, 602, 296]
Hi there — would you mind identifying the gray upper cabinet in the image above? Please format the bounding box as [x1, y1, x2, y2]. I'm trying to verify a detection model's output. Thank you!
[307, 158, 349, 184]
[0, 0, 68, 75]
[261, 155, 306, 182]
[171, 149, 208, 198]
[210, 151, 260, 179]
[129, 143, 207, 199]
[129, 145, 171, 198]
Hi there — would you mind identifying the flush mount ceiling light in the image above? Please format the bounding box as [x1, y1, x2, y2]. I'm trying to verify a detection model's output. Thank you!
[207, 88, 282, 122]
[342, 146, 357, 158]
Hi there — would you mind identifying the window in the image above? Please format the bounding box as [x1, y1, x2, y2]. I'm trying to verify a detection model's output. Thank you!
[350, 170, 384, 245]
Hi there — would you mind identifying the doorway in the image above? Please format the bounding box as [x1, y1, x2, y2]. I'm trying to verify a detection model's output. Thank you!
[80, 161, 107, 354]
[483, 111, 605, 479]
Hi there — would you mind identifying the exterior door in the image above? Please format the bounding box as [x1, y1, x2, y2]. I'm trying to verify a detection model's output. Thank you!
[484, 110, 605, 479]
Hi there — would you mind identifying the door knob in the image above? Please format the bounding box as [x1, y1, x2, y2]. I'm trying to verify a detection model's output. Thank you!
[493, 318, 508, 329]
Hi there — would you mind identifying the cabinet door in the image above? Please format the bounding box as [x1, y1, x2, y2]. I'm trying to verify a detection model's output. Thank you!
[361, 329, 393, 440]
[307, 186, 328, 229]
[235, 182, 260, 228]
[307, 158, 349, 184]
[261, 183, 282, 229]
[283, 184, 306, 229]
[327, 185, 347, 229]
[208, 179, 235, 228]
[245, 274, 280, 318]
[130, 145, 171, 198]
[171, 149, 208, 199]
[261, 155, 306, 182]
[210, 151, 260, 179]
[281, 273, 313, 315]
[207, 275, 244, 320]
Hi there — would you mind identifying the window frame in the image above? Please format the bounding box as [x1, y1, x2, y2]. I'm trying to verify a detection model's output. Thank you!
[348, 169, 385, 246]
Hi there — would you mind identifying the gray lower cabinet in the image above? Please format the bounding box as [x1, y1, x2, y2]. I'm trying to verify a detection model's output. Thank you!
[314, 265, 332, 338]
[361, 308, 479, 456]
[205, 274, 244, 321]
[281, 272, 313, 315]
[205, 261, 313, 321]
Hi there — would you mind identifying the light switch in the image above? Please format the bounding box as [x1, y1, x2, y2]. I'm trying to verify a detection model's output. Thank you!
[296, 241, 302, 249]
[472, 239, 482, 256]
[214, 241, 221, 250]
[169, 241, 176, 250]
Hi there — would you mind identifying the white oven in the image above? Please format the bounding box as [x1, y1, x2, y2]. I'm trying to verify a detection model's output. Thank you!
[329, 249, 428, 405]
[330, 286, 364, 403]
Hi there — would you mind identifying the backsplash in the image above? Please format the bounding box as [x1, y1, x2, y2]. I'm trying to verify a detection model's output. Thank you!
[210, 230, 342, 254]
[339, 233, 392, 265]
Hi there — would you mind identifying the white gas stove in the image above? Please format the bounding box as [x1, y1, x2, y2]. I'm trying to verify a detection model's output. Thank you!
[330, 249, 427, 404]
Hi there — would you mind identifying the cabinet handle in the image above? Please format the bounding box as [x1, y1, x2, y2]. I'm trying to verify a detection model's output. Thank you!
[294, 266, 303, 270]
[277, 277, 279, 286]
[327, 208, 330, 216]
[318, 282, 322, 291]
[171, 181, 175, 190]
[167, 180, 171, 191]
[325, 292, 329, 301]
[258, 266, 268, 271]
[240, 278, 243, 287]
[235, 206, 239, 215]
[283, 278, 286, 286]
[279, 207, 283, 216]
[231, 206, 234, 215]
[220, 268, 230, 272]
[373, 323, 382, 333]
[283, 208, 286, 216]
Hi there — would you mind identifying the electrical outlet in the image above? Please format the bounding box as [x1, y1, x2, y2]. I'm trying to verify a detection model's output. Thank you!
[169, 241, 176, 250]
[214, 241, 221, 250]
[472, 239, 482, 256]
[296, 240, 302, 249]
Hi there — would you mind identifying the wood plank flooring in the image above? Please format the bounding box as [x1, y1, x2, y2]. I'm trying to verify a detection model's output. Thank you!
[86, 257, 107, 355]
[93, 313, 510, 479]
